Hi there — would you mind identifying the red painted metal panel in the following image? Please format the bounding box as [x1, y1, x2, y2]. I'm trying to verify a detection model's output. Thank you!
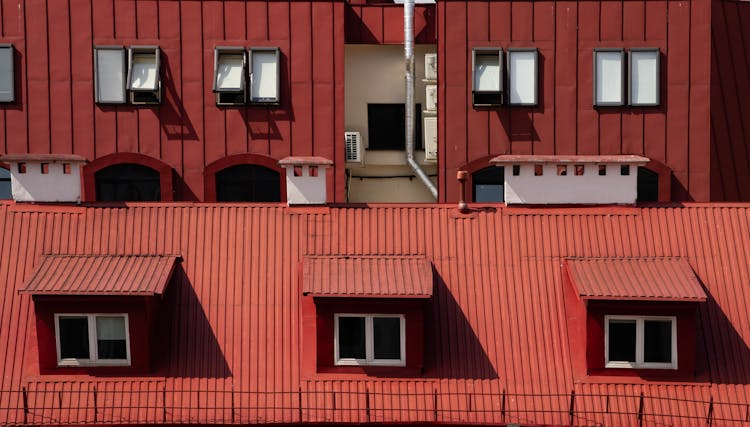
[302, 256, 433, 297]
[566, 258, 706, 301]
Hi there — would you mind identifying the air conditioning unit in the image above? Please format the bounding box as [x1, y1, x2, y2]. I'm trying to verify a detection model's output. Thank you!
[425, 84, 437, 112]
[423, 117, 437, 161]
[424, 53, 437, 80]
[345, 131, 363, 164]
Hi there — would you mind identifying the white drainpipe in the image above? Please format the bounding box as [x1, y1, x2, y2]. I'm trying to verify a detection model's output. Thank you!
[404, 0, 438, 199]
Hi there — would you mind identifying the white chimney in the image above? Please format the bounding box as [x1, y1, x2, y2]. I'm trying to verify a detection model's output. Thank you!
[490, 155, 649, 205]
[0, 154, 86, 203]
[278, 156, 333, 205]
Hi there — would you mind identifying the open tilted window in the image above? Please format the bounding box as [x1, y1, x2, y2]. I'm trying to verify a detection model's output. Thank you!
[214, 47, 247, 106]
[127, 46, 161, 105]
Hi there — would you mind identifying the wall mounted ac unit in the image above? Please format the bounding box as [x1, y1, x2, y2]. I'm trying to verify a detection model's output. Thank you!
[423, 117, 437, 161]
[424, 53, 438, 80]
[345, 131, 363, 164]
[425, 84, 437, 112]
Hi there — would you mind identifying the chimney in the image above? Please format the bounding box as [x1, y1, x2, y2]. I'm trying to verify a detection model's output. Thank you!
[278, 156, 334, 205]
[0, 154, 87, 203]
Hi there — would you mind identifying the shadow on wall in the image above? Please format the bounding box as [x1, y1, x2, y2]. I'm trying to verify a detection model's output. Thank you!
[696, 286, 750, 385]
[422, 269, 499, 380]
[160, 52, 199, 141]
[154, 266, 232, 379]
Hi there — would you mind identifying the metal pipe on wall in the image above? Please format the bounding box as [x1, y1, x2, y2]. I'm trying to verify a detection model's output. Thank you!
[404, 0, 438, 199]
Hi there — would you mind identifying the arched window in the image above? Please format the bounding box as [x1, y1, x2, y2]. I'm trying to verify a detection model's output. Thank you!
[95, 163, 161, 201]
[0, 166, 10, 200]
[215, 164, 281, 202]
[637, 167, 659, 202]
[472, 166, 504, 202]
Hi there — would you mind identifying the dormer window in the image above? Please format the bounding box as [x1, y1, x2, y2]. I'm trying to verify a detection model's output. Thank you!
[335, 314, 405, 367]
[55, 314, 130, 366]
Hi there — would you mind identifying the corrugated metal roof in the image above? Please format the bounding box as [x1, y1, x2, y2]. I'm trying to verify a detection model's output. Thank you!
[490, 154, 650, 164]
[302, 255, 433, 298]
[565, 258, 707, 302]
[19, 254, 178, 296]
[0, 203, 747, 425]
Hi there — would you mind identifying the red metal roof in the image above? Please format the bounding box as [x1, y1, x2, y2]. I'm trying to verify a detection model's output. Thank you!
[565, 258, 707, 302]
[19, 254, 178, 296]
[0, 153, 87, 163]
[490, 154, 650, 164]
[302, 255, 433, 298]
[0, 203, 748, 425]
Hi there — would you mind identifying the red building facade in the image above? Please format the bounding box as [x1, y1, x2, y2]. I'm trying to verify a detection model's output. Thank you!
[0, 0, 746, 203]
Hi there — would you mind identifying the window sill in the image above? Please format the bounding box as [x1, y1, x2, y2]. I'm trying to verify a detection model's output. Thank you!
[582, 368, 700, 383]
[313, 366, 423, 378]
[57, 360, 131, 368]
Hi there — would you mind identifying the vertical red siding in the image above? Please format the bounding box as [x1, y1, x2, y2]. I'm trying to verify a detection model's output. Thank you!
[0, 0, 345, 202]
[438, 0, 713, 202]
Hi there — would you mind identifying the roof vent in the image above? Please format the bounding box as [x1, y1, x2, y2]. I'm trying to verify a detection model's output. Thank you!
[278, 156, 333, 205]
[0, 154, 87, 203]
[490, 155, 649, 205]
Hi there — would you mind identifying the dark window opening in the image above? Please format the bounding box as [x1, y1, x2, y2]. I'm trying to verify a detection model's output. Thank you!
[0, 167, 10, 199]
[637, 167, 659, 202]
[338, 316, 366, 359]
[608, 319, 636, 362]
[95, 163, 161, 202]
[215, 164, 281, 202]
[373, 317, 401, 360]
[58, 317, 90, 360]
[472, 166, 504, 203]
[644, 320, 672, 364]
[598, 165, 607, 176]
[367, 104, 422, 150]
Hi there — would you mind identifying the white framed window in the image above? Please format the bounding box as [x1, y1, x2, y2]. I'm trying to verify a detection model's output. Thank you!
[249, 47, 280, 104]
[213, 47, 247, 106]
[628, 48, 660, 106]
[54, 313, 131, 366]
[472, 48, 503, 106]
[605, 315, 676, 369]
[334, 314, 405, 367]
[593, 48, 625, 106]
[94, 46, 127, 104]
[507, 48, 538, 106]
[0, 44, 14, 103]
[127, 46, 161, 105]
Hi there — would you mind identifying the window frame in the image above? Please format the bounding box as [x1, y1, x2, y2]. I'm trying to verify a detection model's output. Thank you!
[593, 48, 626, 107]
[0, 44, 14, 103]
[248, 47, 280, 105]
[628, 47, 660, 107]
[471, 47, 503, 107]
[54, 313, 131, 367]
[506, 48, 538, 107]
[334, 313, 406, 367]
[604, 315, 677, 370]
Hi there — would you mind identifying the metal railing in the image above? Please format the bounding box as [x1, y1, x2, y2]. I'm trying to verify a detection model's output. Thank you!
[0, 387, 747, 426]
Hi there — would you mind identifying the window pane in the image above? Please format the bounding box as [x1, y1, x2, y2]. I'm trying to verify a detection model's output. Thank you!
[59, 317, 90, 359]
[630, 50, 659, 105]
[96, 316, 127, 360]
[373, 317, 401, 360]
[475, 54, 500, 92]
[251, 51, 278, 101]
[473, 166, 504, 202]
[338, 317, 366, 359]
[216, 53, 244, 91]
[0, 167, 10, 199]
[644, 320, 672, 364]
[130, 53, 158, 90]
[95, 163, 161, 202]
[0, 46, 13, 102]
[509, 50, 537, 104]
[608, 319, 636, 362]
[95, 48, 126, 103]
[595, 51, 623, 104]
[215, 164, 281, 202]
